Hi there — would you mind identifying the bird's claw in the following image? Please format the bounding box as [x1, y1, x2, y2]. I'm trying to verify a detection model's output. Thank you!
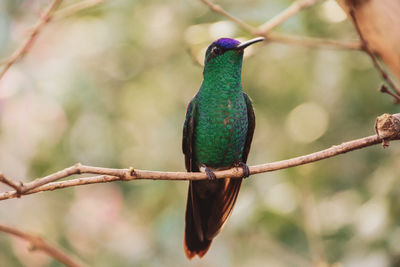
[235, 162, 250, 178]
[205, 167, 217, 181]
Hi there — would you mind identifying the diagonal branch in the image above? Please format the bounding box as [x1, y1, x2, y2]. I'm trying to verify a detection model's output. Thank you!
[380, 85, 400, 103]
[199, 0, 257, 33]
[0, 173, 22, 193]
[0, 0, 63, 82]
[349, 10, 400, 99]
[198, 0, 361, 50]
[265, 32, 361, 50]
[200, 0, 399, 101]
[257, 0, 321, 35]
[0, 224, 85, 267]
[1, 113, 399, 201]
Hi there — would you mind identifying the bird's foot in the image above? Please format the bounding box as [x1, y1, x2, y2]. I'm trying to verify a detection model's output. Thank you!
[235, 162, 250, 178]
[202, 166, 217, 181]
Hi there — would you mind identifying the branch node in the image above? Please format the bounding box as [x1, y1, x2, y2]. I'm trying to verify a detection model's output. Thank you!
[0, 173, 24, 196]
[211, 4, 221, 12]
[129, 167, 136, 179]
[380, 84, 388, 93]
[16, 182, 25, 197]
[379, 84, 400, 103]
[74, 163, 82, 174]
[28, 237, 42, 251]
[375, 113, 400, 147]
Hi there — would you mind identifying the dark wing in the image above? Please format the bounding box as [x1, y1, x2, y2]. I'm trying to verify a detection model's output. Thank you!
[182, 98, 197, 172]
[183, 97, 214, 258]
[242, 92, 255, 163]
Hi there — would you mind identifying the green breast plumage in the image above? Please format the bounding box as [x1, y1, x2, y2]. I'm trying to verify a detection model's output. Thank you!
[193, 83, 248, 168]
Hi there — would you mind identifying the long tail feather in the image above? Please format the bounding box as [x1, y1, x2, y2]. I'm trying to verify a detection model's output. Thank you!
[184, 178, 242, 259]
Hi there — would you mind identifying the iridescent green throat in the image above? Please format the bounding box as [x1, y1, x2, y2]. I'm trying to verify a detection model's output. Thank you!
[193, 49, 248, 168]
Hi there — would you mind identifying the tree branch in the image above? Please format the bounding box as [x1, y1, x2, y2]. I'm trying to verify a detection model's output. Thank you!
[200, 0, 400, 101]
[349, 10, 400, 99]
[0, 0, 63, 82]
[379, 85, 400, 103]
[0, 224, 85, 267]
[199, 0, 257, 33]
[265, 32, 361, 50]
[1, 113, 399, 201]
[0, 173, 22, 193]
[198, 0, 362, 50]
[257, 0, 321, 35]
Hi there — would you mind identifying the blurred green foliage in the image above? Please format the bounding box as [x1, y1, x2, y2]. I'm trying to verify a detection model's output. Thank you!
[0, 0, 399, 266]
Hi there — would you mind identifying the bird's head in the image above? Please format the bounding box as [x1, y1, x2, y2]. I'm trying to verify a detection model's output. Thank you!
[203, 37, 264, 76]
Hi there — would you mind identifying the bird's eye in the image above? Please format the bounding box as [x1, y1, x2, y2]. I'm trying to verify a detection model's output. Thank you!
[211, 46, 222, 55]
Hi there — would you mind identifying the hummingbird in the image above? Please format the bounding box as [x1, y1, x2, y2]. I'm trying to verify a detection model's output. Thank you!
[182, 37, 264, 259]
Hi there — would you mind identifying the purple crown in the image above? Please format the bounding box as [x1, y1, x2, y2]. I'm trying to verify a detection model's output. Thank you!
[213, 38, 240, 49]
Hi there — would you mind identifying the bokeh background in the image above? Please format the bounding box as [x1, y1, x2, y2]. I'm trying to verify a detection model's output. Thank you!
[1, 0, 400, 266]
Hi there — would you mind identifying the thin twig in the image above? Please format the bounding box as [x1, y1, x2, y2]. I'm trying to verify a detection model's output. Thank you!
[265, 32, 361, 50]
[1, 113, 399, 201]
[379, 85, 400, 103]
[0, 224, 84, 267]
[198, 0, 362, 50]
[0, 175, 120, 200]
[54, 0, 107, 20]
[199, 0, 257, 34]
[0, 0, 63, 81]
[19, 164, 89, 194]
[257, 0, 321, 35]
[0, 173, 22, 193]
[349, 9, 400, 97]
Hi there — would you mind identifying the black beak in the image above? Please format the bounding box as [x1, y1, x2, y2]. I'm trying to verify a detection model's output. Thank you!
[235, 37, 264, 50]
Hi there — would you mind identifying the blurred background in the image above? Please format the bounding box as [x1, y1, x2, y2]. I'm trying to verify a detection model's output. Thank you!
[0, 0, 399, 266]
